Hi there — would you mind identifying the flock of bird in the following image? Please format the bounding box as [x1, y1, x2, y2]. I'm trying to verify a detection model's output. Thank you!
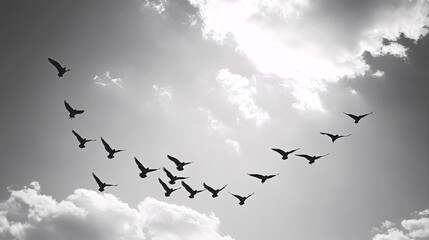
[49, 57, 374, 206]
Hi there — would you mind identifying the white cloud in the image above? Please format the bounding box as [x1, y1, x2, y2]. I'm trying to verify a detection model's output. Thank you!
[94, 71, 124, 89]
[225, 139, 240, 154]
[418, 210, 429, 216]
[373, 228, 411, 240]
[216, 69, 270, 125]
[401, 218, 429, 238]
[198, 107, 225, 132]
[373, 70, 385, 78]
[186, 0, 429, 111]
[0, 182, 234, 240]
[144, 0, 167, 14]
[152, 84, 173, 100]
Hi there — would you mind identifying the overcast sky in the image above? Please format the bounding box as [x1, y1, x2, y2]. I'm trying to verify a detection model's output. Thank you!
[1, 0, 429, 240]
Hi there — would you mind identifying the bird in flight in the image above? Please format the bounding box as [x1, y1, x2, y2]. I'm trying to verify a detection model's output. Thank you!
[72, 130, 95, 148]
[248, 173, 279, 184]
[343, 111, 373, 124]
[163, 167, 189, 184]
[229, 192, 254, 205]
[64, 100, 84, 119]
[181, 181, 205, 199]
[159, 178, 180, 197]
[92, 172, 117, 192]
[100, 137, 124, 159]
[295, 153, 329, 164]
[271, 148, 300, 160]
[48, 58, 70, 77]
[167, 155, 193, 171]
[203, 183, 228, 198]
[320, 132, 351, 143]
[134, 157, 159, 178]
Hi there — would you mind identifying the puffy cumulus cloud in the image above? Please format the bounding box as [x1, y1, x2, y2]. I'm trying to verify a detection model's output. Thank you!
[216, 69, 270, 126]
[94, 71, 124, 89]
[372, 209, 429, 240]
[0, 182, 234, 240]
[184, 0, 429, 111]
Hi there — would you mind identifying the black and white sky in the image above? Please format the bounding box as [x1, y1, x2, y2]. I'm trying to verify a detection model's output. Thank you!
[1, 0, 429, 240]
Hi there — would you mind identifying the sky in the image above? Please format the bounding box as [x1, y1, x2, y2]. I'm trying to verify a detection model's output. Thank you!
[1, 0, 429, 239]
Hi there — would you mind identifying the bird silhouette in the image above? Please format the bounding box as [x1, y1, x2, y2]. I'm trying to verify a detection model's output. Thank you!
[248, 173, 279, 184]
[48, 58, 70, 77]
[134, 157, 159, 178]
[320, 132, 351, 143]
[167, 155, 193, 171]
[203, 183, 228, 198]
[64, 100, 84, 119]
[163, 167, 188, 184]
[229, 192, 254, 205]
[295, 153, 329, 164]
[343, 111, 373, 124]
[72, 130, 95, 148]
[100, 137, 124, 159]
[159, 178, 180, 197]
[181, 181, 205, 198]
[92, 172, 117, 192]
[271, 148, 300, 160]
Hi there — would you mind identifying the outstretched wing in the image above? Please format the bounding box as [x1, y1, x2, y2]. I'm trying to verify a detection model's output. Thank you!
[286, 148, 300, 154]
[72, 130, 84, 142]
[229, 192, 244, 201]
[64, 100, 73, 113]
[74, 109, 84, 114]
[218, 184, 228, 192]
[92, 172, 103, 187]
[167, 155, 181, 166]
[248, 173, 264, 180]
[48, 58, 63, 72]
[266, 173, 279, 179]
[319, 153, 329, 158]
[320, 132, 334, 138]
[147, 168, 160, 173]
[203, 183, 216, 193]
[295, 154, 311, 160]
[246, 192, 255, 199]
[360, 111, 373, 118]
[158, 178, 169, 191]
[105, 183, 118, 187]
[271, 148, 287, 156]
[343, 112, 359, 121]
[181, 181, 194, 193]
[134, 157, 145, 171]
[339, 134, 351, 138]
[100, 137, 113, 152]
[163, 167, 174, 179]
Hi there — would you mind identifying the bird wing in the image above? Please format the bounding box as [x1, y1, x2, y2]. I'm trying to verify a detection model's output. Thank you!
[286, 148, 300, 154]
[360, 111, 373, 118]
[246, 192, 255, 199]
[339, 134, 351, 138]
[248, 173, 264, 180]
[92, 172, 103, 187]
[176, 176, 189, 180]
[147, 168, 160, 173]
[229, 192, 244, 201]
[267, 173, 280, 179]
[101, 137, 113, 152]
[158, 178, 169, 191]
[320, 132, 335, 138]
[74, 109, 84, 114]
[271, 148, 287, 156]
[48, 58, 63, 72]
[163, 167, 174, 179]
[343, 112, 359, 121]
[64, 100, 74, 113]
[318, 153, 329, 158]
[105, 183, 118, 187]
[72, 130, 84, 142]
[203, 183, 216, 193]
[181, 181, 194, 193]
[219, 184, 228, 191]
[295, 154, 311, 160]
[183, 161, 193, 166]
[134, 157, 145, 171]
[167, 155, 181, 166]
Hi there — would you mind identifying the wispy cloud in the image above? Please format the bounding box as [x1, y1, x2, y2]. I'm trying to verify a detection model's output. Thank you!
[152, 84, 173, 100]
[225, 139, 240, 154]
[373, 70, 385, 78]
[94, 71, 124, 89]
[0, 182, 234, 240]
[198, 107, 226, 132]
[216, 69, 270, 126]
[185, 0, 429, 111]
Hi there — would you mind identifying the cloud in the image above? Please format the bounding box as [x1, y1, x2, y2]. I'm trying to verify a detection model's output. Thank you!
[216, 69, 269, 125]
[0, 182, 234, 240]
[373, 70, 385, 78]
[197, 107, 226, 132]
[225, 139, 240, 154]
[94, 71, 124, 89]
[185, 0, 429, 111]
[372, 209, 429, 240]
[152, 84, 173, 100]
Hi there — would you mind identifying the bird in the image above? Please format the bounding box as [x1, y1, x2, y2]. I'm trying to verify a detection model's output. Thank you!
[64, 100, 84, 119]
[167, 155, 193, 171]
[248, 173, 279, 184]
[159, 178, 180, 197]
[343, 111, 373, 124]
[203, 183, 228, 198]
[134, 157, 159, 178]
[72, 130, 95, 148]
[319, 132, 351, 143]
[92, 172, 117, 192]
[295, 153, 329, 164]
[100, 137, 124, 159]
[48, 58, 70, 77]
[163, 167, 188, 184]
[271, 148, 300, 160]
[229, 192, 254, 205]
[181, 181, 205, 199]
